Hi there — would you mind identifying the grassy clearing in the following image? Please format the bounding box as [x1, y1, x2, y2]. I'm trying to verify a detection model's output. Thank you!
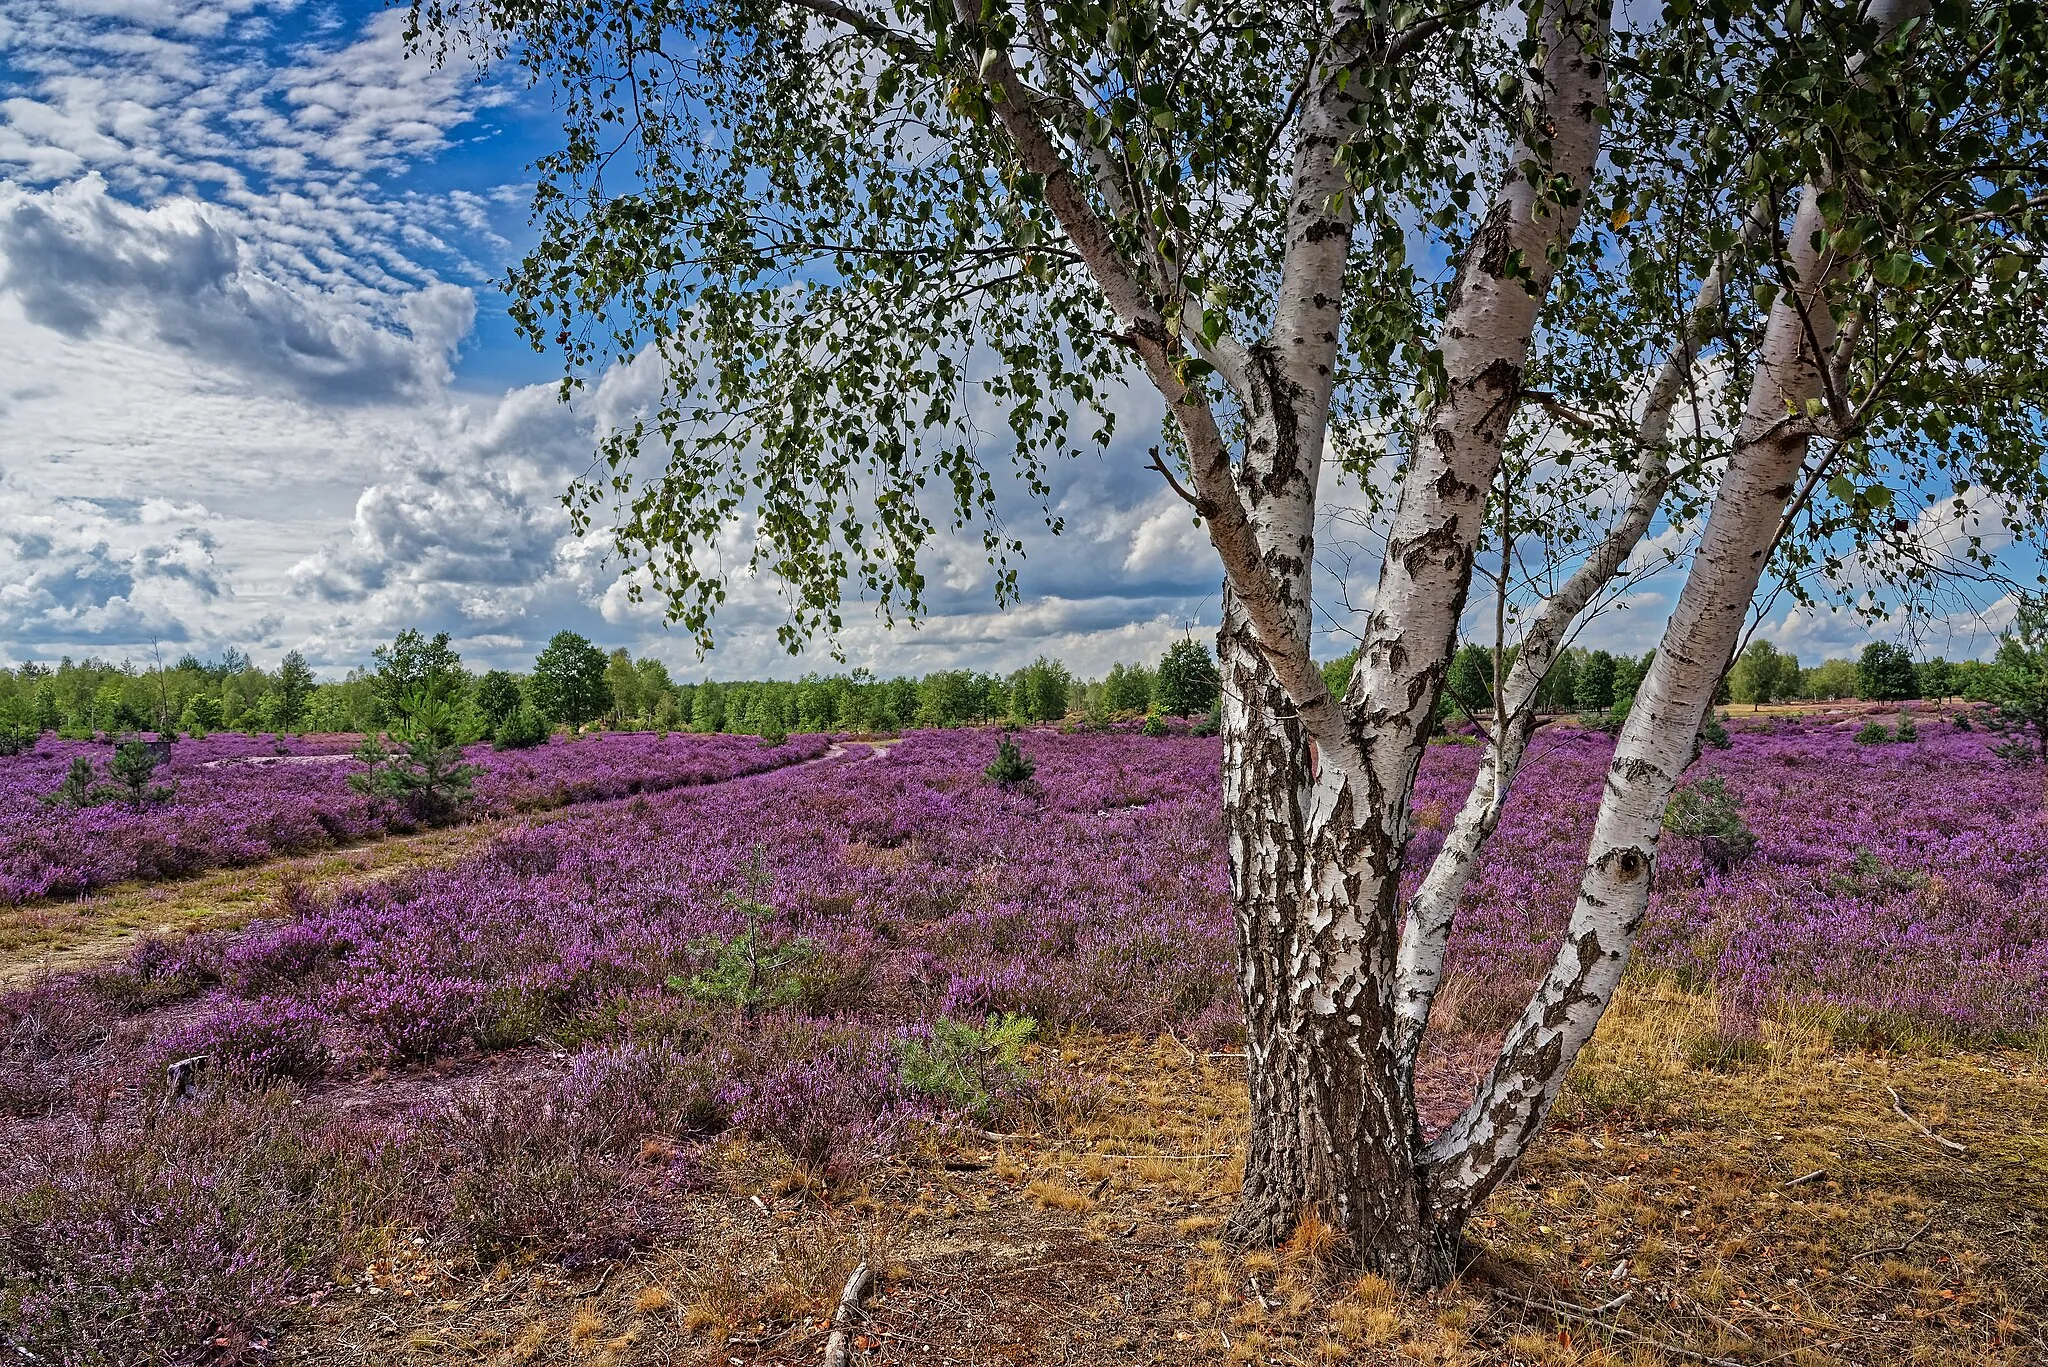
[272, 983, 2044, 1366]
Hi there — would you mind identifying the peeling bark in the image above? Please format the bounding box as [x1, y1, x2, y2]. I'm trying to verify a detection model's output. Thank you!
[1219, 0, 1611, 1274]
[1424, 0, 1921, 1217]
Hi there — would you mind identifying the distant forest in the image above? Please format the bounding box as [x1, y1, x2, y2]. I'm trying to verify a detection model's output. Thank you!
[0, 630, 1994, 745]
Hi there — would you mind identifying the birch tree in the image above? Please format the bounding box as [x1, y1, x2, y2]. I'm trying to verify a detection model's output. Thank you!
[410, 0, 2048, 1281]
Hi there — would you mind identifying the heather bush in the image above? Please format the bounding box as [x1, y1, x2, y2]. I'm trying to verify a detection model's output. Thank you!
[222, 917, 348, 996]
[411, 1085, 652, 1266]
[720, 1024, 931, 1179]
[0, 1085, 389, 1366]
[79, 934, 209, 1015]
[331, 972, 488, 1063]
[160, 998, 329, 1082]
[553, 1039, 728, 1146]
[0, 980, 108, 1116]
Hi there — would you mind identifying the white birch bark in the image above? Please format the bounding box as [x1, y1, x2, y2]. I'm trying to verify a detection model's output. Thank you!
[1223, 0, 1612, 1273]
[1425, 0, 1919, 1214]
[1392, 210, 1766, 1073]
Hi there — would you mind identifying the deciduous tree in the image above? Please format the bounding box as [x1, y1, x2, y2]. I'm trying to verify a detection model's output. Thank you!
[411, 0, 2048, 1282]
[531, 631, 614, 727]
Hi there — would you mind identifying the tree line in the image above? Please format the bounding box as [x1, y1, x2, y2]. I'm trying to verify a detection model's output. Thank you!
[0, 634, 1225, 745]
[0, 629, 2002, 752]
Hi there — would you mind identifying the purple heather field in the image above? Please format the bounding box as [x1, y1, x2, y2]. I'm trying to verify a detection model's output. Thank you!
[0, 716, 2041, 1358]
[0, 730, 832, 904]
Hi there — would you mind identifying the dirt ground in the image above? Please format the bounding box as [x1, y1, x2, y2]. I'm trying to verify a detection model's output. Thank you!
[271, 984, 2046, 1367]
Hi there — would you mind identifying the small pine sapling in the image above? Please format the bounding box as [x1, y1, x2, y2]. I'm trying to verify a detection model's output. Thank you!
[1895, 711, 1918, 742]
[897, 1013, 1039, 1123]
[985, 733, 1036, 785]
[104, 740, 177, 811]
[1663, 774, 1758, 874]
[1855, 720, 1890, 744]
[669, 849, 812, 1014]
[351, 686, 481, 823]
[1700, 712, 1732, 750]
[42, 756, 106, 809]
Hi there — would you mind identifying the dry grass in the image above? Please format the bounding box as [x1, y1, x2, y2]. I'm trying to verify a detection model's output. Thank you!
[269, 982, 2045, 1365]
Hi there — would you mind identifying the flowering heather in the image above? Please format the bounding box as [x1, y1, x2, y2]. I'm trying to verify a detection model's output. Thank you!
[0, 730, 830, 903]
[2, 718, 2042, 1360]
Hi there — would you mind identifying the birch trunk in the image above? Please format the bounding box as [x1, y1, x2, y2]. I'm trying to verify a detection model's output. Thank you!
[1425, 0, 1920, 1209]
[1219, 0, 1608, 1276]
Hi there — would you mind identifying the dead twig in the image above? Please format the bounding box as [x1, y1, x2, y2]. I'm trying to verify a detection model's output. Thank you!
[1782, 1168, 1828, 1188]
[822, 1262, 875, 1367]
[1851, 1215, 1937, 1263]
[1506, 1289, 1749, 1367]
[1887, 1086, 1966, 1155]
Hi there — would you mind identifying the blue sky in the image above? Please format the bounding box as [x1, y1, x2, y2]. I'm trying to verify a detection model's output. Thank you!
[0, 1, 2019, 679]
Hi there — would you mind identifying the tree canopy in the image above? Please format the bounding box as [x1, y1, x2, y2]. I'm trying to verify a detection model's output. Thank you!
[531, 631, 614, 726]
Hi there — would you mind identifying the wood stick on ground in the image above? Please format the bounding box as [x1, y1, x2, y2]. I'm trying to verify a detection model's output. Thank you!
[822, 1262, 875, 1367]
[1887, 1086, 1966, 1155]
[1851, 1215, 1937, 1264]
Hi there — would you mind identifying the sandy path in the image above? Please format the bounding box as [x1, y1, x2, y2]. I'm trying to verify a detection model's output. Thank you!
[0, 738, 889, 987]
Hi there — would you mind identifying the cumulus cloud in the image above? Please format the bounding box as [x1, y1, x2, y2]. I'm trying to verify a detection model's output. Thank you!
[0, 177, 468, 401]
[0, 474, 227, 646]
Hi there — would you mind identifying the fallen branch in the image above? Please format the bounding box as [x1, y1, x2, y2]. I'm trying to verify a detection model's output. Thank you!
[1851, 1215, 1937, 1264]
[1887, 1086, 1966, 1155]
[1782, 1169, 1828, 1188]
[822, 1262, 875, 1367]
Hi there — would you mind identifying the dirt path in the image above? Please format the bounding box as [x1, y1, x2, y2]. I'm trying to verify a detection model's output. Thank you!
[0, 738, 890, 987]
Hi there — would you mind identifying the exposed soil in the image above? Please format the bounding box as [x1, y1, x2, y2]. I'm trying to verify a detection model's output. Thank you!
[270, 988, 2046, 1367]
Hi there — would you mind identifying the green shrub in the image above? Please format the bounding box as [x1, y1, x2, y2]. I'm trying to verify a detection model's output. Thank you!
[1700, 712, 1732, 749]
[1139, 709, 1169, 738]
[897, 1014, 1038, 1123]
[1663, 774, 1757, 873]
[1855, 720, 1890, 744]
[670, 928, 814, 1011]
[1953, 712, 1973, 731]
[985, 734, 1035, 785]
[1191, 698, 1220, 737]
[665, 850, 812, 1012]
[1894, 712, 1918, 742]
[493, 703, 551, 750]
